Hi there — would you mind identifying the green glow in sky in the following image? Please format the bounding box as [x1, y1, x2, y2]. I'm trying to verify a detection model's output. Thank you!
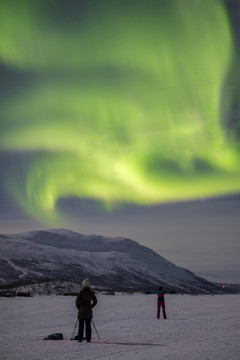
[0, 0, 239, 223]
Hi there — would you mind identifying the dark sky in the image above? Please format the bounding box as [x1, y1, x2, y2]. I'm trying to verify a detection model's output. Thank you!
[0, 0, 239, 282]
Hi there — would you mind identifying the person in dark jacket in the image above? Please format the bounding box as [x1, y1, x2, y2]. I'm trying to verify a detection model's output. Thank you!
[75, 278, 97, 342]
[157, 286, 167, 319]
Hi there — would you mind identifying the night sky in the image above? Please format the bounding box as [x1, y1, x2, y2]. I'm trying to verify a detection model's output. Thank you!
[0, 0, 239, 281]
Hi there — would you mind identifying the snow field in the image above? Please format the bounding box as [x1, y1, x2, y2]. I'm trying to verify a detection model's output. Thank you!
[1, 293, 240, 360]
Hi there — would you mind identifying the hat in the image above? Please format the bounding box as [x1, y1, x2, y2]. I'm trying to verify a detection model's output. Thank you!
[82, 278, 90, 288]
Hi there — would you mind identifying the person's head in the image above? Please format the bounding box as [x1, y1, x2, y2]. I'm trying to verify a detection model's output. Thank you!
[82, 278, 90, 288]
[159, 286, 163, 291]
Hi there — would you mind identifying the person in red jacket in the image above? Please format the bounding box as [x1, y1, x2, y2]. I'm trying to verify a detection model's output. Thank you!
[75, 278, 97, 342]
[157, 286, 167, 319]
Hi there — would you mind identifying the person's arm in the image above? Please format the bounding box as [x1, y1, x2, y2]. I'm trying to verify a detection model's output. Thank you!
[91, 292, 97, 308]
[76, 292, 83, 309]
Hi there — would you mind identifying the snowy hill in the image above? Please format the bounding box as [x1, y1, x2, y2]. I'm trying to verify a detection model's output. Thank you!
[0, 229, 224, 293]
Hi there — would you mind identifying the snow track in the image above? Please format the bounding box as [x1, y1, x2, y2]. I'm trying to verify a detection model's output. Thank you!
[6, 259, 28, 278]
[6, 259, 44, 279]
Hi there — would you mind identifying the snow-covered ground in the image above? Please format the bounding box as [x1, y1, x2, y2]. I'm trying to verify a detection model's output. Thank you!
[1, 293, 239, 360]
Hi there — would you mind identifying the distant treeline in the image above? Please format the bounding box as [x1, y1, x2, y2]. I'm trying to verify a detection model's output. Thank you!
[0, 277, 68, 290]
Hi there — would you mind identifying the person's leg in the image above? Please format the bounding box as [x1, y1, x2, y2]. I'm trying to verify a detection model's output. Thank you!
[78, 319, 84, 342]
[157, 302, 160, 318]
[162, 302, 167, 319]
[85, 319, 92, 342]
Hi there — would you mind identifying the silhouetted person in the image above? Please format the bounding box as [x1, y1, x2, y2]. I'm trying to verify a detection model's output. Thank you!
[76, 278, 97, 342]
[157, 286, 167, 319]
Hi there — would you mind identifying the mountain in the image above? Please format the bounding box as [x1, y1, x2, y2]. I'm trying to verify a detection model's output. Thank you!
[0, 228, 226, 293]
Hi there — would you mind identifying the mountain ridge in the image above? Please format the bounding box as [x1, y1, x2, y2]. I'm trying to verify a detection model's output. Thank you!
[0, 228, 228, 293]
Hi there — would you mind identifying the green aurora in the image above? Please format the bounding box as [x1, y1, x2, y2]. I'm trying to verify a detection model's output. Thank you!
[0, 0, 239, 223]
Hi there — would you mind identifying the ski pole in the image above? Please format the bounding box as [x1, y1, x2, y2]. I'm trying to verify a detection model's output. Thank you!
[71, 319, 78, 340]
[92, 319, 101, 340]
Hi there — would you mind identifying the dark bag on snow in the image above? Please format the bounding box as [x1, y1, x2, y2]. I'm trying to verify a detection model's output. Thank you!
[44, 333, 64, 340]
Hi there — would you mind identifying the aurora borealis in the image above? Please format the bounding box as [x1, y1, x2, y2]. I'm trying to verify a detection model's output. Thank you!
[0, 0, 239, 225]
